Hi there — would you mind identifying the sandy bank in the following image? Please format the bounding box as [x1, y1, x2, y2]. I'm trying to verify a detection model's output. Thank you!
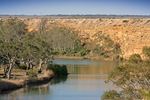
[55, 55, 114, 61]
[0, 75, 54, 92]
[55, 55, 83, 59]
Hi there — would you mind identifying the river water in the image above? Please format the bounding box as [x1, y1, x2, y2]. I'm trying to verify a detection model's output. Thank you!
[0, 58, 119, 100]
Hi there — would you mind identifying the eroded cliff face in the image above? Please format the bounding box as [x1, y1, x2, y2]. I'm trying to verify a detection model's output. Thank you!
[2, 17, 150, 59]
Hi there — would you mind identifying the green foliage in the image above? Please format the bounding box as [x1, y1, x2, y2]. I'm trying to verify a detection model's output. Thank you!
[66, 50, 76, 56]
[101, 90, 121, 100]
[47, 64, 68, 77]
[15, 63, 27, 70]
[59, 51, 66, 55]
[141, 90, 150, 100]
[80, 49, 91, 56]
[120, 57, 123, 61]
[103, 37, 114, 48]
[28, 69, 37, 78]
[51, 49, 59, 55]
[74, 38, 83, 52]
[88, 31, 121, 59]
[113, 43, 121, 54]
[104, 54, 109, 58]
[128, 54, 142, 63]
[46, 26, 78, 51]
[0, 17, 27, 42]
[102, 52, 150, 99]
[123, 20, 129, 23]
[143, 46, 150, 59]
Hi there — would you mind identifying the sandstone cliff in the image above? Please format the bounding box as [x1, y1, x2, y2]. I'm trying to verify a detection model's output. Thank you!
[1, 17, 150, 59]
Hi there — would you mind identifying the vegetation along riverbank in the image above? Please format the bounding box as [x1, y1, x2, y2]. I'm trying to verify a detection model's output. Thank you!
[0, 16, 150, 97]
[101, 46, 150, 100]
[0, 64, 68, 92]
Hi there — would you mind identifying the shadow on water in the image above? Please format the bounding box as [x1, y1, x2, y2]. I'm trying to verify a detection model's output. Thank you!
[50, 75, 68, 85]
[0, 82, 51, 95]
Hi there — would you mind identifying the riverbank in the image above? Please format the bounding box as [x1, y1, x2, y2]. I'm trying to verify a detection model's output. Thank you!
[55, 55, 115, 61]
[0, 76, 54, 92]
[55, 55, 83, 59]
[0, 71, 54, 93]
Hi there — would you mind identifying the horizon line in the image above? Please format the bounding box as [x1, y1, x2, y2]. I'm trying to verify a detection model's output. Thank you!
[0, 14, 150, 16]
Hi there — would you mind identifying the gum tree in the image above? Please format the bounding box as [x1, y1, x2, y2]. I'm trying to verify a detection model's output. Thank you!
[101, 53, 150, 100]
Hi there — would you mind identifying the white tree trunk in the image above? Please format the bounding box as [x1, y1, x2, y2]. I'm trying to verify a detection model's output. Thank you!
[38, 59, 44, 73]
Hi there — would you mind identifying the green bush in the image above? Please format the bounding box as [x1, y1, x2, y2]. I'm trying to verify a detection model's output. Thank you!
[141, 90, 150, 100]
[123, 20, 128, 23]
[51, 50, 59, 55]
[99, 52, 105, 55]
[143, 46, 150, 59]
[128, 54, 142, 63]
[120, 57, 123, 61]
[28, 69, 37, 78]
[15, 63, 27, 70]
[59, 50, 66, 55]
[47, 64, 68, 77]
[66, 50, 75, 56]
[101, 90, 121, 100]
[80, 49, 91, 56]
[104, 54, 109, 58]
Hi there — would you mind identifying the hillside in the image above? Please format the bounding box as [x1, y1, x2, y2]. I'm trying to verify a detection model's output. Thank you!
[1, 17, 150, 59]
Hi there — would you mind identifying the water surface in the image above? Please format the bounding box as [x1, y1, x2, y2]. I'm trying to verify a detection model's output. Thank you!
[0, 58, 119, 100]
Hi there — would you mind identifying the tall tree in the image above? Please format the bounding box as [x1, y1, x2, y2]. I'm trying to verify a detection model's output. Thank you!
[0, 17, 27, 79]
[0, 17, 27, 42]
[0, 42, 21, 79]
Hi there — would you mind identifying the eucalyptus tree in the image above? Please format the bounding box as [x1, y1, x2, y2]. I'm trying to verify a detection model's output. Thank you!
[0, 17, 27, 42]
[38, 18, 47, 35]
[0, 42, 22, 79]
[20, 33, 40, 74]
[102, 53, 150, 100]
[0, 17, 27, 79]
[37, 18, 52, 72]
[47, 27, 78, 51]
[30, 37, 51, 73]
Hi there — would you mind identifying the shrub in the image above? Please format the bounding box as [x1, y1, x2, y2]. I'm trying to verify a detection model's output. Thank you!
[59, 50, 66, 55]
[103, 61, 150, 99]
[123, 20, 128, 23]
[47, 64, 68, 77]
[113, 55, 120, 61]
[120, 57, 123, 61]
[80, 49, 91, 56]
[113, 43, 121, 54]
[51, 50, 59, 55]
[104, 54, 109, 58]
[28, 69, 37, 78]
[15, 63, 27, 70]
[66, 50, 75, 56]
[128, 54, 142, 63]
[99, 52, 105, 55]
[101, 90, 121, 100]
[141, 90, 150, 100]
[143, 46, 150, 59]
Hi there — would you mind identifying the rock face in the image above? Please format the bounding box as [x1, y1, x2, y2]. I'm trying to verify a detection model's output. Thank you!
[1, 17, 150, 59]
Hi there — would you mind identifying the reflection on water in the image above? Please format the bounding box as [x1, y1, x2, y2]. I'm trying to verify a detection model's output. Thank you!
[0, 58, 119, 100]
[51, 76, 68, 85]
[1, 83, 50, 100]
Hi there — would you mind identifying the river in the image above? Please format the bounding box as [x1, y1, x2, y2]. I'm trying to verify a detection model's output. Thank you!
[0, 58, 119, 100]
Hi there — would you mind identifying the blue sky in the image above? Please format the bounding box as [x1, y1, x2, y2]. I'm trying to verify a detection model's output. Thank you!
[0, 0, 150, 15]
